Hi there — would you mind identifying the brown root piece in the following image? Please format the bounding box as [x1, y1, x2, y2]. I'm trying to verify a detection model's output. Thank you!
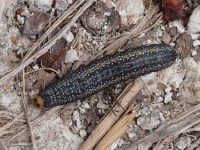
[80, 80, 144, 150]
[162, 0, 184, 22]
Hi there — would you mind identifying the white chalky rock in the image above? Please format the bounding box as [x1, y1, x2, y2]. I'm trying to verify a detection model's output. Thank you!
[72, 110, 82, 130]
[65, 48, 79, 63]
[68, 0, 73, 4]
[79, 130, 87, 138]
[81, 102, 90, 109]
[193, 40, 200, 47]
[117, 0, 144, 25]
[187, 5, 200, 33]
[34, 0, 53, 11]
[169, 20, 185, 34]
[63, 31, 74, 43]
[190, 33, 199, 40]
[164, 86, 173, 103]
[137, 107, 165, 130]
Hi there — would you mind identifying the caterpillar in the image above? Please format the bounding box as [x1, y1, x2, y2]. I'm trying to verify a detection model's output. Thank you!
[33, 44, 177, 108]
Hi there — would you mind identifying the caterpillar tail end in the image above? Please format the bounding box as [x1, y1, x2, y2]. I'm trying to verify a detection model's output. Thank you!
[33, 96, 45, 108]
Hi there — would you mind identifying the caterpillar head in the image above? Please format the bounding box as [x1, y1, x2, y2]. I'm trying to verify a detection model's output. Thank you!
[33, 96, 44, 108]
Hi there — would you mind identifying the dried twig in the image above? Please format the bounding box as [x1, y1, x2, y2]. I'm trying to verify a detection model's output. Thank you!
[8, 142, 31, 146]
[95, 104, 136, 150]
[81, 80, 144, 150]
[24, 67, 59, 75]
[154, 114, 200, 150]
[0, 141, 8, 150]
[123, 104, 200, 150]
[185, 137, 200, 150]
[156, 104, 200, 132]
[21, 69, 38, 150]
[0, 113, 23, 136]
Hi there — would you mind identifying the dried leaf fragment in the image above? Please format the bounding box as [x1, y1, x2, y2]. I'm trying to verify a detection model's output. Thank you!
[38, 48, 67, 70]
[38, 70, 55, 88]
[95, 104, 136, 150]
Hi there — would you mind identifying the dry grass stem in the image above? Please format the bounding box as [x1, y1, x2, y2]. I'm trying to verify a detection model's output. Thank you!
[185, 137, 200, 150]
[95, 104, 136, 150]
[81, 80, 144, 150]
[0, 141, 8, 150]
[20, 69, 38, 150]
[0, 113, 23, 137]
[124, 104, 200, 150]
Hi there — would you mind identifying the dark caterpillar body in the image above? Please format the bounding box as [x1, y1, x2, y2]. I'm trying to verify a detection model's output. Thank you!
[33, 44, 177, 108]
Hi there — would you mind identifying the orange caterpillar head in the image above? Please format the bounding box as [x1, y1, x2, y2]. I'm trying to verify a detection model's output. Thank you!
[33, 96, 45, 108]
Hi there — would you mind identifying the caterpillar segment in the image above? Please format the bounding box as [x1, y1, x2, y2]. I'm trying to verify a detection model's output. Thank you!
[33, 44, 177, 108]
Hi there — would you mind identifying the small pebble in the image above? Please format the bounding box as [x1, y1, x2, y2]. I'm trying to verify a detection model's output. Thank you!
[192, 50, 197, 56]
[164, 86, 173, 103]
[72, 110, 82, 129]
[137, 108, 165, 130]
[65, 48, 79, 63]
[193, 40, 200, 47]
[55, 0, 69, 11]
[81, 102, 90, 109]
[156, 29, 163, 37]
[117, 0, 144, 25]
[97, 101, 109, 109]
[63, 31, 74, 42]
[33, 64, 39, 70]
[68, 0, 73, 4]
[104, 12, 111, 16]
[79, 107, 86, 114]
[175, 136, 192, 150]
[162, 32, 171, 44]
[169, 42, 175, 47]
[190, 33, 199, 40]
[169, 27, 178, 36]
[170, 20, 185, 34]
[79, 130, 87, 138]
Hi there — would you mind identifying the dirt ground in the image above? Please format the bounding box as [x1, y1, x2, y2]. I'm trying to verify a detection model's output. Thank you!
[0, 0, 200, 150]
